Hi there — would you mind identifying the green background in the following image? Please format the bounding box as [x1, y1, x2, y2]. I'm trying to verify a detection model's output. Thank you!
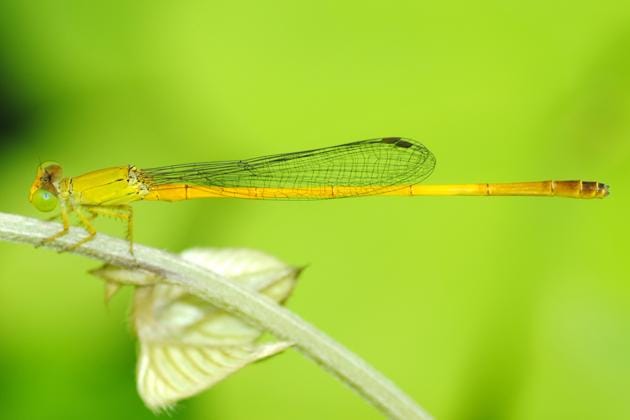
[0, 1, 628, 419]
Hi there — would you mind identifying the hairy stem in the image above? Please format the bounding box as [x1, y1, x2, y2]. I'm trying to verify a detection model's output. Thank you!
[0, 212, 432, 420]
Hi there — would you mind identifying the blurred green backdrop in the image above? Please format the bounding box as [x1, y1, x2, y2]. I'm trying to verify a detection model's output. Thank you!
[0, 1, 628, 419]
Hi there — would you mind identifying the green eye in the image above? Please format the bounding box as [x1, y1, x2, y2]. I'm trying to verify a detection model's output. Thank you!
[32, 189, 58, 212]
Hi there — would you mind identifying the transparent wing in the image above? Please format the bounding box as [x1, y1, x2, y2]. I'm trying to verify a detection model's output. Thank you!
[141, 137, 436, 198]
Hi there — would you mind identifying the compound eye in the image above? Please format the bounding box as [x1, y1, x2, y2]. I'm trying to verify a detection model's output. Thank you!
[32, 188, 58, 212]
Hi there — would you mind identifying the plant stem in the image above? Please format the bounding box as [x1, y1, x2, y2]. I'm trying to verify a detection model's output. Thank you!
[0, 212, 432, 420]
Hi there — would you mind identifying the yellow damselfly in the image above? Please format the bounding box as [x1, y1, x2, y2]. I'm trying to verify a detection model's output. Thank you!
[29, 137, 609, 252]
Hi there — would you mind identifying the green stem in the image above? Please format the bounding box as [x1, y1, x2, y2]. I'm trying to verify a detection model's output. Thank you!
[0, 212, 432, 420]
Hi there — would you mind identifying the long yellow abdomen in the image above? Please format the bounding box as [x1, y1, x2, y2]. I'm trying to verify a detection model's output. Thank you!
[142, 180, 609, 201]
